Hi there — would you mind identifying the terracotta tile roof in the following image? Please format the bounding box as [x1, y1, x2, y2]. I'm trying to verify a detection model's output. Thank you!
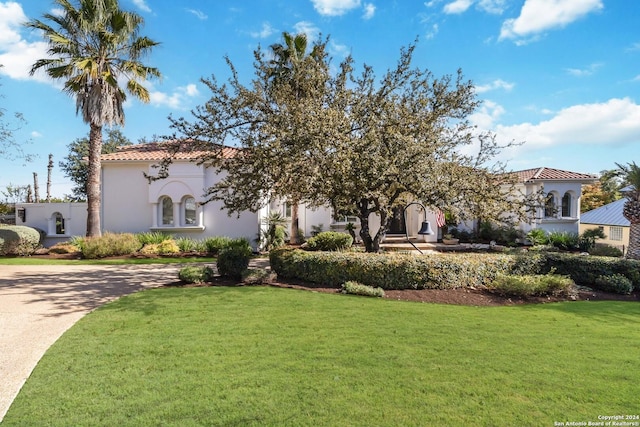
[512, 167, 597, 183]
[100, 140, 239, 162]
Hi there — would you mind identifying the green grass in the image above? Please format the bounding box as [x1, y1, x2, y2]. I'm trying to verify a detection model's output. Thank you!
[4, 287, 640, 426]
[0, 256, 215, 265]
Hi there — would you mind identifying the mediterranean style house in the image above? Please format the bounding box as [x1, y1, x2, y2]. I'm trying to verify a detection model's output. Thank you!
[14, 143, 596, 247]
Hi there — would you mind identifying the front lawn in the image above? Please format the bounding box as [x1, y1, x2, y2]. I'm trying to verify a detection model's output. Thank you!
[4, 287, 639, 426]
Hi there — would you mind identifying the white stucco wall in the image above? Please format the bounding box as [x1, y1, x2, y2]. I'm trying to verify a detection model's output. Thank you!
[14, 202, 88, 247]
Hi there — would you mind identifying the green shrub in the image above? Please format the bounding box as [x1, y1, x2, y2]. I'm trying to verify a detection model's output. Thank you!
[341, 281, 385, 297]
[589, 244, 623, 258]
[174, 237, 208, 253]
[48, 243, 80, 254]
[203, 236, 232, 255]
[526, 229, 547, 246]
[139, 239, 181, 256]
[178, 265, 214, 284]
[594, 274, 633, 294]
[81, 232, 142, 259]
[137, 231, 172, 246]
[0, 225, 42, 256]
[543, 253, 640, 291]
[217, 238, 252, 279]
[305, 231, 353, 251]
[242, 268, 276, 285]
[547, 231, 579, 251]
[270, 249, 541, 290]
[489, 273, 575, 297]
[578, 228, 605, 252]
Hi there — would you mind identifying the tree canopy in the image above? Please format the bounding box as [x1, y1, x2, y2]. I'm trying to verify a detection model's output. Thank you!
[59, 128, 132, 201]
[164, 38, 529, 252]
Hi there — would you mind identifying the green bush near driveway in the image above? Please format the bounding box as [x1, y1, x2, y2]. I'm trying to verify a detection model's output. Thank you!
[178, 265, 214, 284]
[80, 232, 142, 259]
[0, 225, 42, 256]
[217, 238, 252, 279]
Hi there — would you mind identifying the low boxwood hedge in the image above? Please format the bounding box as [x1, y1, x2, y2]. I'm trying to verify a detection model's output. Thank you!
[270, 249, 640, 294]
[270, 248, 541, 290]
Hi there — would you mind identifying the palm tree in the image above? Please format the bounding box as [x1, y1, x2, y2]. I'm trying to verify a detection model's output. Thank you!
[616, 161, 640, 259]
[26, 0, 160, 237]
[267, 32, 322, 244]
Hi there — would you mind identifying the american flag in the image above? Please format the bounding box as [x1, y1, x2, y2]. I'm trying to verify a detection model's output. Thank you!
[435, 209, 446, 228]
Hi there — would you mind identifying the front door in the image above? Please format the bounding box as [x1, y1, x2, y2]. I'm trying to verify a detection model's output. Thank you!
[387, 207, 406, 234]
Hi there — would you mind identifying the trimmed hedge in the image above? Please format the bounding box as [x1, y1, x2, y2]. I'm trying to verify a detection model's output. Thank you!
[542, 253, 640, 292]
[305, 231, 353, 251]
[0, 225, 42, 256]
[270, 249, 640, 294]
[270, 249, 539, 290]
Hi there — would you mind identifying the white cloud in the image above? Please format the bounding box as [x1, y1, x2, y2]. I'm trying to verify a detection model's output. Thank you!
[363, 3, 376, 19]
[475, 79, 514, 93]
[443, 0, 473, 14]
[565, 63, 602, 77]
[478, 0, 506, 14]
[31, 131, 42, 138]
[330, 40, 350, 58]
[499, 0, 603, 42]
[494, 98, 640, 149]
[149, 83, 200, 109]
[186, 9, 208, 20]
[626, 42, 640, 52]
[293, 21, 320, 42]
[0, 2, 51, 82]
[251, 22, 276, 39]
[310, 0, 361, 16]
[132, 0, 151, 13]
[426, 23, 439, 39]
[470, 100, 505, 128]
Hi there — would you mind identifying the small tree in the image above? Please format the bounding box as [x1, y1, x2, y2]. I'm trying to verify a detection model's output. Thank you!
[59, 129, 132, 201]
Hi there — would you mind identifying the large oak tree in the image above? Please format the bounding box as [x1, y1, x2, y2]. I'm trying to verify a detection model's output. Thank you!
[164, 39, 530, 252]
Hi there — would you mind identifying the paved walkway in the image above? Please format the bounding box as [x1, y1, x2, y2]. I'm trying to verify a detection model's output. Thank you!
[0, 263, 184, 422]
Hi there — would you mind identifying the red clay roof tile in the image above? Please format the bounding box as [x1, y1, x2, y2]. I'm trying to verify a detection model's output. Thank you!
[100, 141, 239, 162]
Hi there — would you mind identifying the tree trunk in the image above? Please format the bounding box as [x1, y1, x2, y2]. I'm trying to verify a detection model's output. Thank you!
[86, 123, 103, 237]
[358, 207, 388, 253]
[626, 222, 640, 260]
[290, 201, 299, 244]
[33, 172, 40, 203]
[46, 153, 53, 202]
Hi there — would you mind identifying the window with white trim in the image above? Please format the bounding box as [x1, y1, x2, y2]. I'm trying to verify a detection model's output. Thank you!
[183, 196, 196, 225]
[544, 194, 556, 218]
[53, 212, 65, 235]
[561, 193, 572, 217]
[161, 197, 173, 225]
[609, 226, 623, 241]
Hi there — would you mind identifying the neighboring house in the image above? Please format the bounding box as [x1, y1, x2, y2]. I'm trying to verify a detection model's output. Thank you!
[580, 198, 630, 251]
[15, 144, 595, 247]
[511, 167, 597, 234]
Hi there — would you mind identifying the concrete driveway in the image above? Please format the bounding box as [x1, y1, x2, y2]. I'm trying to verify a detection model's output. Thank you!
[0, 263, 183, 422]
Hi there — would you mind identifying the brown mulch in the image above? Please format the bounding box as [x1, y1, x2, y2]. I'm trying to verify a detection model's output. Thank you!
[262, 277, 640, 306]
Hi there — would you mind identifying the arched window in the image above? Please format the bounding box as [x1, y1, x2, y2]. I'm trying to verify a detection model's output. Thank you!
[544, 194, 556, 218]
[161, 197, 173, 225]
[53, 212, 65, 235]
[561, 193, 572, 217]
[183, 196, 196, 225]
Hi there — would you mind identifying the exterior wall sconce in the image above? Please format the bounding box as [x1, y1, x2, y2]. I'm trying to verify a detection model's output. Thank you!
[403, 201, 434, 254]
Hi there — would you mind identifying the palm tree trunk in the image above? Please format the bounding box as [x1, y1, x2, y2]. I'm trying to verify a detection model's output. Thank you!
[627, 222, 640, 260]
[86, 123, 103, 237]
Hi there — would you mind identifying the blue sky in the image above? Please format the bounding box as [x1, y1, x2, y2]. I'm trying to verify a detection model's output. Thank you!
[0, 0, 639, 198]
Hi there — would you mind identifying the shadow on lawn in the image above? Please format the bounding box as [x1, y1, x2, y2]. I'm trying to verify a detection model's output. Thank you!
[519, 299, 640, 323]
[0, 264, 183, 317]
